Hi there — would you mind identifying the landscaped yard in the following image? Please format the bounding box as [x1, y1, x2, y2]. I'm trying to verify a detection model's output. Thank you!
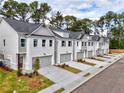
[93, 57, 105, 61]
[77, 60, 96, 66]
[0, 68, 54, 93]
[54, 88, 65, 93]
[56, 64, 81, 74]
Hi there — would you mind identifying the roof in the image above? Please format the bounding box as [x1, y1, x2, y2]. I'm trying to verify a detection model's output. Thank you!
[4, 18, 41, 34]
[69, 31, 82, 39]
[49, 26, 70, 33]
[92, 35, 100, 41]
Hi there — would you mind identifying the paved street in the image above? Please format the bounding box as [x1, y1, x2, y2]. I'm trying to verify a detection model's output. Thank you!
[72, 57, 124, 93]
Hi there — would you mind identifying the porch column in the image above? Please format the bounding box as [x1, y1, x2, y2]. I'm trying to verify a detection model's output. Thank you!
[25, 37, 32, 73]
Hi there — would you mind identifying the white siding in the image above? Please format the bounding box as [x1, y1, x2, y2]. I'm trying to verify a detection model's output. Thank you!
[0, 19, 19, 70]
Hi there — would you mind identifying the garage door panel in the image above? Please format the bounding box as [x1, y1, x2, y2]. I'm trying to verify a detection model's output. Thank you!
[33, 56, 52, 68]
[88, 51, 93, 58]
[60, 53, 71, 63]
[77, 52, 84, 59]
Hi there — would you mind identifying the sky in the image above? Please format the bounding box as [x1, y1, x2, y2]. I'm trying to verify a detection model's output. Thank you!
[1, 0, 124, 20]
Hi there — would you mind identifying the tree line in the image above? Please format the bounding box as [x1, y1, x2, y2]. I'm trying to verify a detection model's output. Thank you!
[0, 0, 124, 49]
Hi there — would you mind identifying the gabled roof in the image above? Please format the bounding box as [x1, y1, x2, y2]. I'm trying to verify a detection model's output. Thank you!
[49, 26, 70, 33]
[92, 35, 100, 41]
[3, 18, 41, 34]
[69, 31, 83, 39]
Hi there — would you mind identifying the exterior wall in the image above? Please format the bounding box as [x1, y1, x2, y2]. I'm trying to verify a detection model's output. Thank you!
[0, 19, 19, 70]
[0, 18, 110, 72]
[56, 38, 73, 64]
[24, 36, 55, 72]
[73, 40, 82, 60]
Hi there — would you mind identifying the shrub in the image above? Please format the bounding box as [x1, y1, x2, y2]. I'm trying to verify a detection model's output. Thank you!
[33, 58, 40, 76]
[28, 73, 33, 78]
[17, 69, 23, 76]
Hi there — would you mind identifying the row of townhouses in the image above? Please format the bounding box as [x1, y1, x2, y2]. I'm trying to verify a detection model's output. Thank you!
[0, 18, 109, 73]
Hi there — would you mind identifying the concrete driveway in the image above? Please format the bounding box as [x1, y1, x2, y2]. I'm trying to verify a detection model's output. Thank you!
[38, 66, 80, 86]
[84, 58, 108, 67]
[66, 61, 92, 71]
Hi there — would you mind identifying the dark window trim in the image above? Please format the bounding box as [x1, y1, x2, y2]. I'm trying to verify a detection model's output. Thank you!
[21, 39, 26, 47]
[42, 39, 46, 47]
[49, 40, 53, 47]
[62, 41, 66, 47]
[68, 41, 72, 47]
[34, 39, 38, 47]
[3, 39, 5, 47]
[82, 42, 84, 46]
[77, 42, 79, 46]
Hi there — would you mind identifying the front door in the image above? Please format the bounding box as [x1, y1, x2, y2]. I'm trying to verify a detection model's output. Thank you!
[18, 54, 23, 70]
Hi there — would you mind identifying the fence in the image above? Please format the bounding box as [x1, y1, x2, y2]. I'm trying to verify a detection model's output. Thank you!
[110, 49, 124, 53]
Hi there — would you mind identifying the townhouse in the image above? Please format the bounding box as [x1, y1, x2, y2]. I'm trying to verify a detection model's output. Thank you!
[0, 18, 109, 73]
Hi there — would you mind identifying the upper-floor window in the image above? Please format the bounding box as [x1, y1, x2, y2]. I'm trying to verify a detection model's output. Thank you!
[42, 40, 46, 47]
[49, 40, 53, 47]
[68, 41, 72, 47]
[88, 42, 90, 46]
[82, 42, 84, 46]
[77, 42, 79, 46]
[3, 39, 5, 47]
[92, 42, 93, 46]
[34, 39, 38, 47]
[62, 41, 66, 47]
[21, 39, 26, 47]
[85, 42, 87, 46]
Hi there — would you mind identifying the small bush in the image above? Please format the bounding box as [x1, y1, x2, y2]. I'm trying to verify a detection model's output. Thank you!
[17, 69, 23, 76]
[28, 73, 33, 78]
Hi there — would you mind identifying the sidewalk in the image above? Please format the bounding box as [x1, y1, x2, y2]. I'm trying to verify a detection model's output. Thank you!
[38, 54, 124, 93]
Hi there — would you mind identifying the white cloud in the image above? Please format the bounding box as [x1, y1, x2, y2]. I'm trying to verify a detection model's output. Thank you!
[2, 0, 124, 20]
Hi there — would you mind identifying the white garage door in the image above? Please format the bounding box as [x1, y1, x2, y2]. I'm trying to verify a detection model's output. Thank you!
[33, 56, 52, 68]
[88, 51, 93, 58]
[77, 52, 84, 59]
[60, 53, 71, 63]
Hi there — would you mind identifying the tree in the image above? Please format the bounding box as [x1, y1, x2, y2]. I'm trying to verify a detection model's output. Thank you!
[0, 0, 18, 19]
[30, 1, 41, 24]
[69, 18, 92, 34]
[50, 11, 64, 28]
[30, 2, 51, 24]
[64, 15, 76, 30]
[40, 3, 51, 24]
[16, 2, 29, 22]
[33, 58, 40, 75]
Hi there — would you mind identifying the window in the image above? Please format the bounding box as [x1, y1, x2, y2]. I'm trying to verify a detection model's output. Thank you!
[77, 42, 79, 46]
[62, 41, 66, 47]
[85, 42, 87, 46]
[82, 42, 84, 46]
[3, 39, 5, 47]
[88, 42, 90, 46]
[34, 39, 38, 47]
[49, 40, 53, 47]
[92, 42, 93, 46]
[21, 39, 26, 47]
[68, 41, 72, 47]
[42, 40, 46, 47]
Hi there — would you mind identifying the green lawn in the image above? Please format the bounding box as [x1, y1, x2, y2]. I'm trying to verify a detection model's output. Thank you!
[94, 58, 104, 61]
[57, 65, 81, 74]
[78, 61, 96, 66]
[54, 88, 65, 93]
[0, 68, 54, 93]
